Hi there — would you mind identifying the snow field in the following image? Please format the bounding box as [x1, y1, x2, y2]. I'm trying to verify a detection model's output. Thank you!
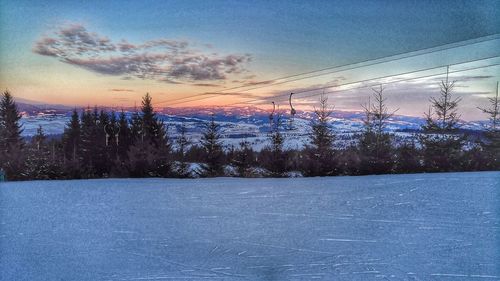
[1, 172, 499, 280]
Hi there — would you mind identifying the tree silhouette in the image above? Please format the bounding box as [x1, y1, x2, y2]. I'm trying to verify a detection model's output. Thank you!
[232, 140, 255, 177]
[0, 91, 25, 179]
[261, 110, 288, 177]
[303, 94, 336, 176]
[358, 86, 396, 174]
[173, 123, 192, 178]
[420, 68, 464, 172]
[198, 115, 224, 177]
[478, 81, 500, 170]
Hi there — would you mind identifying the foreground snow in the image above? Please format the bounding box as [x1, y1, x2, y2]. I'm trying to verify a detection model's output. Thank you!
[1, 172, 499, 280]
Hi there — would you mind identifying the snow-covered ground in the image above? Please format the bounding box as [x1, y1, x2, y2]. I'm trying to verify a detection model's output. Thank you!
[1, 172, 499, 280]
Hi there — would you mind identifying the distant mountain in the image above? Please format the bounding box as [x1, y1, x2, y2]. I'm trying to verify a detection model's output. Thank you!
[17, 100, 489, 150]
[15, 97, 73, 115]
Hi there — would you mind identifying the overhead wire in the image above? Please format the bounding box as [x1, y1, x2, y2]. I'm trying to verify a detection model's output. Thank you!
[153, 33, 500, 106]
[217, 55, 500, 107]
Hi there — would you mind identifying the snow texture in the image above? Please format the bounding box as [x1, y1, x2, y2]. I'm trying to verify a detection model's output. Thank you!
[1, 172, 499, 280]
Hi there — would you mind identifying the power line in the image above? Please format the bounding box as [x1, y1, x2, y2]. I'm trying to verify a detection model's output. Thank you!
[156, 33, 499, 105]
[220, 56, 500, 107]
[271, 63, 500, 106]
[153, 33, 500, 106]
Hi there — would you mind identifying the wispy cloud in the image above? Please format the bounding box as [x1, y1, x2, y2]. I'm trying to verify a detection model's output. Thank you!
[243, 80, 276, 86]
[109, 88, 134, 92]
[192, 83, 221, 87]
[33, 23, 252, 84]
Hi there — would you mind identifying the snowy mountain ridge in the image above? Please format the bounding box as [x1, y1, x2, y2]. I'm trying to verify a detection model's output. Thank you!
[18, 103, 489, 150]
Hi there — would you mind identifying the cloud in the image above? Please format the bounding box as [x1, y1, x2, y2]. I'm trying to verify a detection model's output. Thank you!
[33, 23, 252, 84]
[201, 91, 265, 99]
[243, 80, 276, 86]
[109, 88, 134, 92]
[192, 83, 221, 87]
[33, 24, 116, 57]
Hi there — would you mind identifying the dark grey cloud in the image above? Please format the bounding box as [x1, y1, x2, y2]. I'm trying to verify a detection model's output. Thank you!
[33, 24, 116, 58]
[33, 24, 252, 83]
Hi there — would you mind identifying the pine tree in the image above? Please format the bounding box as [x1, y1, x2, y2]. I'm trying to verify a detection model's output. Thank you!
[261, 111, 288, 177]
[478, 81, 500, 170]
[232, 140, 255, 177]
[62, 109, 81, 177]
[130, 109, 143, 142]
[198, 115, 224, 177]
[0, 91, 25, 180]
[127, 140, 159, 177]
[94, 109, 110, 176]
[106, 111, 119, 161]
[420, 68, 464, 172]
[79, 108, 98, 177]
[358, 86, 396, 174]
[127, 93, 171, 177]
[141, 93, 168, 147]
[173, 123, 191, 178]
[142, 94, 171, 176]
[303, 94, 336, 176]
[49, 137, 66, 179]
[112, 110, 132, 176]
[24, 126, 52, 179]
[394, 139, 421, 174]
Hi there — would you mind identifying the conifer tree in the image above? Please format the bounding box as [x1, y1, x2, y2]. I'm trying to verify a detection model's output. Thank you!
[109, 110, 131, 177]
[127, 109, 152, 177]
[144, 94, 171, 176]
[79, 108, 98, 177]
[198, 115, 224, 177]
[303, 94, 336, 176]
[0, 91, 25, 179]
[127, 93, 171, 177]
[478, 81, 500, 170]
[130, 109, 143, 142]
[47, 138, 66, 179]
[420, 68, 464, 171]
[62, 109, 81, 177]
[106, 111, 119, 160]
[173, 123, 191, 178]
[94, 109, 110, 176]
[358, 86, 395, 174]
[232, 140, 255, 177]
[394, 139, 421, 173]
[24, 126, 51, 179]
[141, 93, 168, 147]
[117, 111, 131, 160]
[261, 111, 288, 177]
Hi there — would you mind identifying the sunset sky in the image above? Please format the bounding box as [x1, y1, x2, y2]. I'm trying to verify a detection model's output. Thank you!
[0, 0, 499, 120]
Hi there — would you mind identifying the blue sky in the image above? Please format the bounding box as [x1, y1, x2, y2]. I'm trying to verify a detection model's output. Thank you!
[0, 0, 499, 119]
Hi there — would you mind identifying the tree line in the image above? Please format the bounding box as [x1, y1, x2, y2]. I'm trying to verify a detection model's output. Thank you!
[0, 78, 498, 181]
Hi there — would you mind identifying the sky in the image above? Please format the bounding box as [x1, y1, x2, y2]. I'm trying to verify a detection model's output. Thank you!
[0, 0, 499, 120]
